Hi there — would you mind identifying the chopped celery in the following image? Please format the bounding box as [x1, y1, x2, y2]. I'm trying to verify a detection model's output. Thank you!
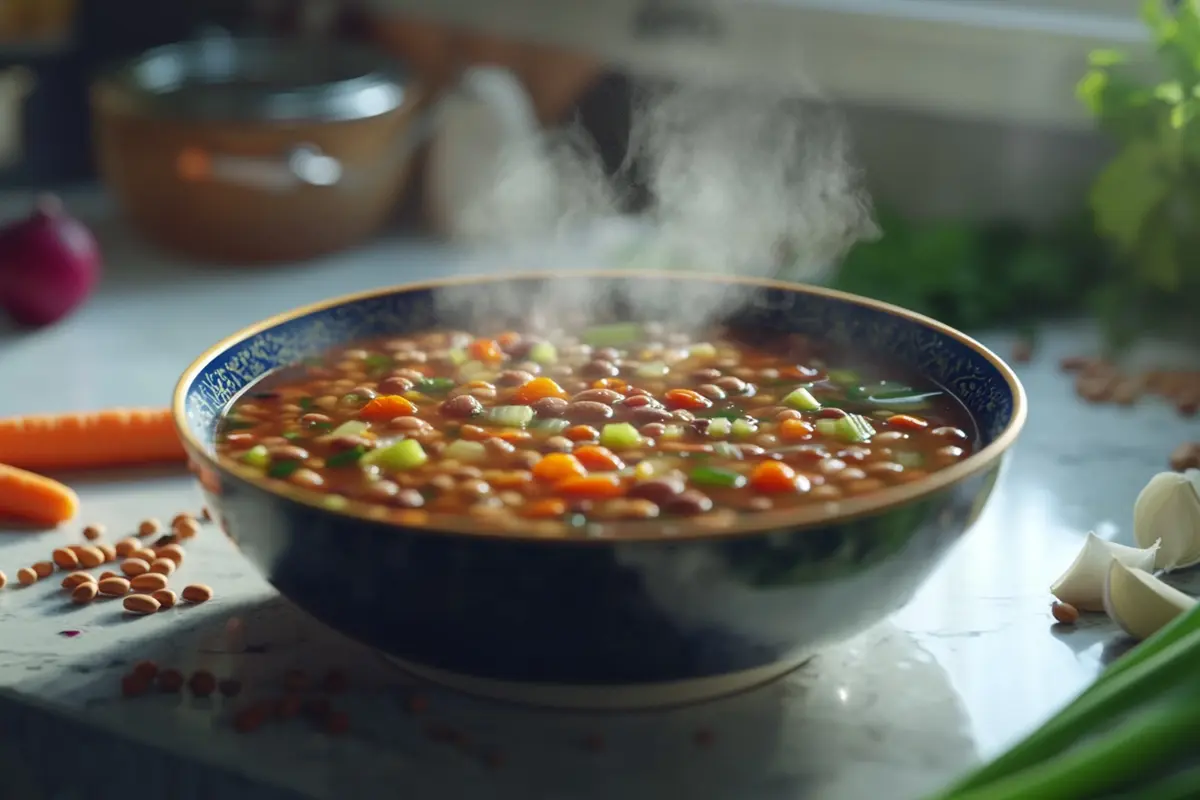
[528, 341, 558, 365]
[636, 361, 669, 378]
[581, 322, 642, 348]
[241, 445, 270, 468]
[531, 418, 570, 435]
[447, 348, 468, 366]
[827, 369, 861, 386]
[660, 425, 684, 441]
[815, 419, 837, 437]
[363, 439, 428, 471]
[415, 377, 455, 395]
[267, 460, 301, 479]
[782, 387, 821, 411]
[443, 439, 488, 463]
[690, 466, 746, 489]
[485, 405, 535, 428]
[712, 441, 742, 460]
[707, 418, 732, 438]
[599, 422, 642, 449]
[326, 445, 368, 468]
[731, 418, 758, 437]
[322, 495, 349, 511]
[895, 451, 925, 469]
[833, 414, 876, 443]
[689, 342, 717, 359]
[330, 420, 370, 438]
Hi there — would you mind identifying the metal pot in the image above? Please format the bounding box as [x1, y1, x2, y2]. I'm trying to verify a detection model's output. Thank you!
[91, 32, 429, 263]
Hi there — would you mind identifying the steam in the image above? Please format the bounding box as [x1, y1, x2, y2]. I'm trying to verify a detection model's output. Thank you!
[433, 77, 877, 333]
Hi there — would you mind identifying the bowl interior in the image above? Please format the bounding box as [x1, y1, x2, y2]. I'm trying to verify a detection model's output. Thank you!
[180, 272, 1020, 465]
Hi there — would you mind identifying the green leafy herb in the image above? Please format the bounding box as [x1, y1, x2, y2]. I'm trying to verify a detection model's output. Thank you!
[326, 446, 367, 468]
[415, 378, 455, 395]
[267, 460, 302, 479]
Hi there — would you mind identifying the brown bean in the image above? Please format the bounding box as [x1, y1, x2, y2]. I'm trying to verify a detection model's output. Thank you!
[98, 576, 131, 596]
[153, 589, 177, 609]
[541, 436, 574, 453]
[114, 538, 139, 557]
[121, 558, 150, 577]
[71, 582, 99, 605]
[441, 394, 483, 418]
[390, 416, 432, 432]
[188, 670, 218, 697]
[378, 376, 414, 394]
[931, 427, 968, 440]
[1169, 442, 1200, 472]
[664, 490, 713, 516]
[82, 523, 105, 540]
[99, 570, 118, 580]
[182, 584, 214, 604]
[714, 376, 747, 394]
[842, 478, 887, 495]
[61, 571, 94, 590]
[149, 558, 177, 576]
[51, 548, 79, 570]
[1051, 601, 1079, 625]
[130, 573, 169, 592]
[496, 370, 536, 387]
[76, 546, 105, 569]
[269, 445, 310, 461]
[631, 407, 674, 426]
[529, 397, 568, 418]
[156, 543, 185, 565]
[594, 498, 661, 520]
[695, 384, 726, 401]
[0, 570, 8, 589]
[483, 437, 517, 457]
[582, 359, 619, 378]
[775, 409, 803, 422]
[137, 519, 161, 537]
[449, 382, 497, 402]
[123, 594, 161, 615]
[572, 389, 623, 405]
[692, 367, 722, 382]
[17, 567, 38, 585]
[566, 401, 614, 423]
[289, 469, 325, 490]
[639, 423, 667, 438]
[131, 547, 157, 563]
[300, 412, 333, 427]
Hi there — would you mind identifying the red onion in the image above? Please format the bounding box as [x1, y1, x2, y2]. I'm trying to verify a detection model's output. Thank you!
[0, 195, 102, 328]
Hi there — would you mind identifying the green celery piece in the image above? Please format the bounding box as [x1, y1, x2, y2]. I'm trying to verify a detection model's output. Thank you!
[689, 466, 746, 489]
[934, 624, 1200, 796]
[363, 439, 427, 471]
[939, 689, 1200, 800]
[782, 387, 821, 411]
[599, 422, 641, 449]
[240, 445, 269, 468]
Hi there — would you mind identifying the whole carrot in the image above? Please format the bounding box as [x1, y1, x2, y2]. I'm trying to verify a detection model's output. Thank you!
[0, 463, 79, 526]
[0, 408, 186, 471]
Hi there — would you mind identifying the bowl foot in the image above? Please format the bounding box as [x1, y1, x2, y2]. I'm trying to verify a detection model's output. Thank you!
[381, 654, 814, 711]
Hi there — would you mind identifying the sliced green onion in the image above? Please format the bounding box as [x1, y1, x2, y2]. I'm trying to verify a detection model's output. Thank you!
[443, 439, 488, 463]
[267, 460, 301, 479]
[731, 418, 758, 438]
[362, 439, 428, 472]
[782, 387, 821, 411]
[581, 322, 641, 348]
[636, 361, 669, 378]
[660, 425, 684, 441]
[827, 369, 861, 386]
[240, 445, 270, 468]
[326, 446, 367, 468]
[690, 466, 746, 489]
[531, 418, 571, 435]
[599, 422, 642, 449]
[706, 418, 732, 438]
[330, 420, 370, 438]
[415, 377, 455, 395]
[528, 341, 558, 365]
[689, 342, 717, 359]
[363, 354, 393, 372]
[485, 405, 535, 428]
[447, 348, 468, 366]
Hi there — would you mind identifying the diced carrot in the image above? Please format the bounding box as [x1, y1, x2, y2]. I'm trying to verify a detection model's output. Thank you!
[0, 463, 79, 526]
[779, 419, 814, 441]
[492, 429, 532, 444]
[511, 377, 568, 405]
[887, 414, 928, 430]
[468, 339, 504, 363]
[591, 378, 628, 394]
[554, 474, 625, 500]
[532, 453, 587, 483]
[749, 461, 799, 493]
[572, 445, 625, 472]
[564, 425, 599, 442]
[663, 389, 713, 411]
[358, 395, 417, 421]
[0, 408, 185, 471]
[522, 498, 567, 519]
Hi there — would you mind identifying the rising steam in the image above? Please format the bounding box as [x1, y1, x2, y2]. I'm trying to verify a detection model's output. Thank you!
[433, 77, 877, 331]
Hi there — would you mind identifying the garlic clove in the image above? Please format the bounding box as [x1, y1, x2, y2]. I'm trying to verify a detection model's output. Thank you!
[1132, 470, 1200, 571]
[1050, 532, 1160, 612]
[1102, 559, 1197, 641]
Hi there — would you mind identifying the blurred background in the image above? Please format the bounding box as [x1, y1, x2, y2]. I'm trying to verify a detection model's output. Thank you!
[0, 0, 1194, 352]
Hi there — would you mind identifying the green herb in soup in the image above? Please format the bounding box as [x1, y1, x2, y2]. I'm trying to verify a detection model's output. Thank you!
[213, 325, 977, 535]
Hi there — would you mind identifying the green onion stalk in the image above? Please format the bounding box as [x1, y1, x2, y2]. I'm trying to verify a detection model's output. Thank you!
[927, 603, 1200, 799]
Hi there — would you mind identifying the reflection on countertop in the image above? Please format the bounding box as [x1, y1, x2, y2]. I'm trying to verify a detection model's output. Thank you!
[0, 191, 1197, 799]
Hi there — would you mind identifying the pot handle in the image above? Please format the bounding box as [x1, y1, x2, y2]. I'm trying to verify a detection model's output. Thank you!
[175, 143, 343, 190]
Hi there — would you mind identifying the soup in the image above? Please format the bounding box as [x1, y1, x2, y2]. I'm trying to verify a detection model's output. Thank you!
[213, 323, 975, 534]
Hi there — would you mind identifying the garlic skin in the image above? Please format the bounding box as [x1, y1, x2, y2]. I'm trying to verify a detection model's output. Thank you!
[1050, 532, 1160, 612]
[1103, 559, 1198, 641]
[1133, 469, 1200, 572]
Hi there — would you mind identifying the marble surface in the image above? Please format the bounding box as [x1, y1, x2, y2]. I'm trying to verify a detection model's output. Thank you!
[0, 192, 1197, 799]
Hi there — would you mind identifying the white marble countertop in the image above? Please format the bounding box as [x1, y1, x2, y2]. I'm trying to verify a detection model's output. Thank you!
[0, 191, 1196, 800]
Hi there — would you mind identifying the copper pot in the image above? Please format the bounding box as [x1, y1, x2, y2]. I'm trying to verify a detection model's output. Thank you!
[91, 34, 429, 264]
